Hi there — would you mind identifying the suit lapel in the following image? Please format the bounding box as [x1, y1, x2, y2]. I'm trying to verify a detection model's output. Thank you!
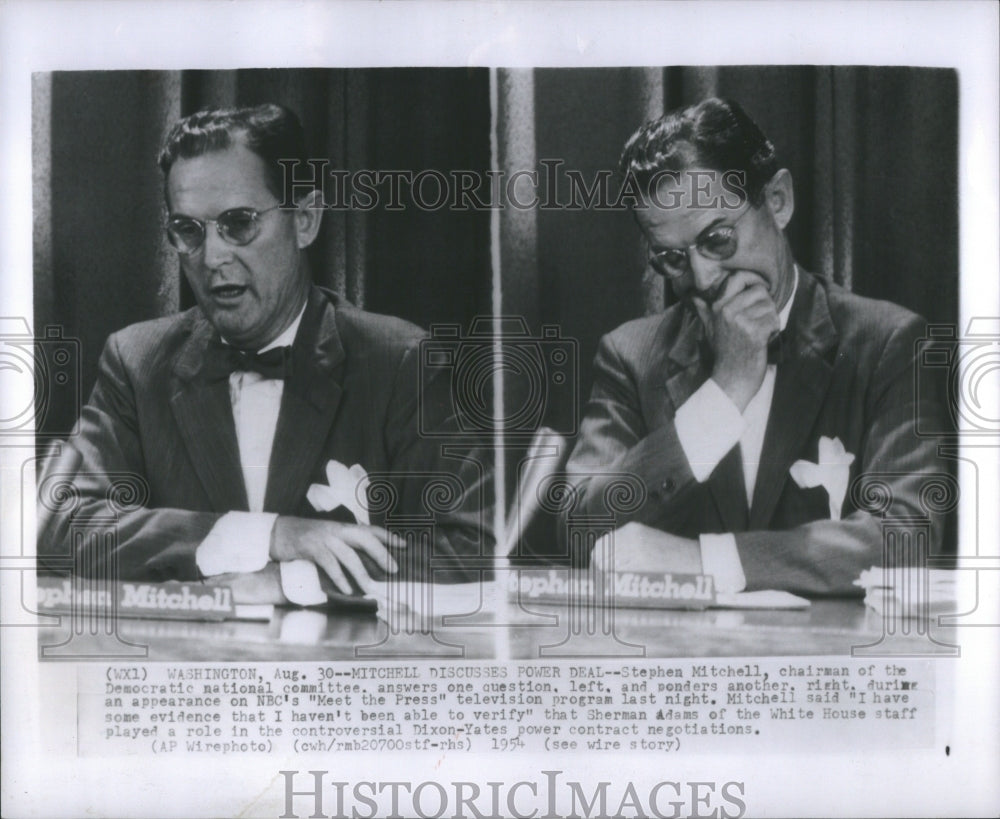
[264, 288, 346, 514]
[749, 272, 838, 529]
[169, 314, 249, 512]
[663, 309, 707, 411]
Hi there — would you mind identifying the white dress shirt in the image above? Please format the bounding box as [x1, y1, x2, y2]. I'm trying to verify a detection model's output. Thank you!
[194, 303, 326, 605]
[674, 267, 799, 593]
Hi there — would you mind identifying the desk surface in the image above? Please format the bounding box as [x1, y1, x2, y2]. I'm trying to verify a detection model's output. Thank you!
[35, 594, 954, 662]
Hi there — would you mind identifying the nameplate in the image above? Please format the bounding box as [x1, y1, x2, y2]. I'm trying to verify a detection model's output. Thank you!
[36, 577, 236, 621]
[507, 568, 716, 610]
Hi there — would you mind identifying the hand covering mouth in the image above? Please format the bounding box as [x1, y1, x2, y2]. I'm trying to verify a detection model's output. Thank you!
[690, 270, 767, 306]
[696, 276, 730, 306]
[683, 273, 732, 308]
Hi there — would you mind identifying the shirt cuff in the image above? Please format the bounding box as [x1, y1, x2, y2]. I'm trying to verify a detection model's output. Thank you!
[279, 560, 328, 607]
[196, 511, 278, 576]
[699, 533, 747, 594]
[674, 378, 746, 481]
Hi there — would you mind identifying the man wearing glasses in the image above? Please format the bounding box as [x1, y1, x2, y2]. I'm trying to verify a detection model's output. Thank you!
[39, 104, 489, 605]
[564, 98, 944, 596]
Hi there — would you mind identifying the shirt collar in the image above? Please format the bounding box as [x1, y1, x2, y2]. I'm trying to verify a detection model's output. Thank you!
[259, 301, 307, 352]
[778, 265, 799, 332]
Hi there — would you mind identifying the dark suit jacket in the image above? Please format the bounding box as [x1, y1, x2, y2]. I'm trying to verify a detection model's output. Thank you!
[38, 287, 492, 584]
[564, 270, 948, 595]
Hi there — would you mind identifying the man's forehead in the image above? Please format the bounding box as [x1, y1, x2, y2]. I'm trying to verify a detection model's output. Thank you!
[647, 168, 743, 208]
[636, 168, 744, 241]
[166, 143, 274, 212]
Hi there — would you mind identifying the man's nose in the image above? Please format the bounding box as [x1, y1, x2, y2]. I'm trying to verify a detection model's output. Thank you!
[687, 251, 727, 300]
[202, 224, 235, 268]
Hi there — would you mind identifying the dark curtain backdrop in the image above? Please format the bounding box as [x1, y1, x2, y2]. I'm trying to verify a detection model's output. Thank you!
[35, 66, 958, 453]
[496, 66, 959, 434]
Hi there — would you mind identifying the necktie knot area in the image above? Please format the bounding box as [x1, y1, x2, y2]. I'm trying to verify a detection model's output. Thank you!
[233, 346, 293, 379]
[202, 342, 294, 381]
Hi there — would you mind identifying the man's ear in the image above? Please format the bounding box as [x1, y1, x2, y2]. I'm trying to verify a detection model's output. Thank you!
[293, 188, 324, 249]
[764, 168, 795, 230]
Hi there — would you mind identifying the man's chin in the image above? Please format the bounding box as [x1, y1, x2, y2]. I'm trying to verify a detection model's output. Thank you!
[202, 307, 260, 347]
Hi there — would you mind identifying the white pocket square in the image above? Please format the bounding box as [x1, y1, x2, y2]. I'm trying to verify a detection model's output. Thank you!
[306, 461, 370, 525]
[789, 436, 855, 521]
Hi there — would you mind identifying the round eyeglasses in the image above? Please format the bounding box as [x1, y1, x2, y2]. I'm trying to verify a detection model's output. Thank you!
[648, 206, 754, 279]
[165, 203, 285, 254]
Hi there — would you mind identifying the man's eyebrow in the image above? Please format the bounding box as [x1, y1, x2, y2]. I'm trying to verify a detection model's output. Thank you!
[651, 216, 728, 251]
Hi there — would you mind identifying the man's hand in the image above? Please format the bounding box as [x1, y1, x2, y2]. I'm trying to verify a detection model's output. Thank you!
[204, 563, 286, 605]
[693, 271, 779, 412]
[269, 517, 403, 596]
[592, 521, 702, 574]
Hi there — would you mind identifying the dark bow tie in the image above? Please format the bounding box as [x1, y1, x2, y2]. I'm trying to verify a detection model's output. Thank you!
[202, 342, 294, 381]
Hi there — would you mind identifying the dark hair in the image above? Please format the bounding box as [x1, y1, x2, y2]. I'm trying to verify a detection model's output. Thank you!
[619, 97, 778, 205]
[157, 103, 308, 199]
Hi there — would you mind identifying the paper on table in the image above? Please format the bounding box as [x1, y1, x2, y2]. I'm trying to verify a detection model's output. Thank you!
[855, 566, 957, 589]
[716, 590, 811, 610]
[370, 581, 486, 623]
[853, 566, 958, 617]
[233, 604, 275, 621]
[278, 608, 328, 643]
